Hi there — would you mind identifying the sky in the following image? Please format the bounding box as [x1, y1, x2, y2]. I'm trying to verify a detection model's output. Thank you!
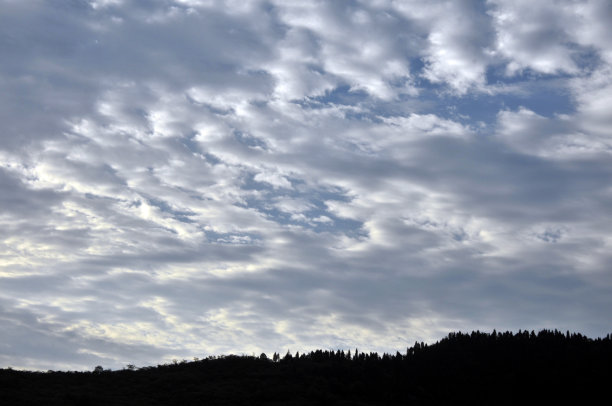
[1, 0, 612, 371]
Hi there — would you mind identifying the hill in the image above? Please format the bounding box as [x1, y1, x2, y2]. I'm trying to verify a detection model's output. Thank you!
[1, 329, 611, 405]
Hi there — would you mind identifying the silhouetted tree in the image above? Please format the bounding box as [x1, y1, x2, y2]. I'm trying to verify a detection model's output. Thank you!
[1, 329, 610, 405]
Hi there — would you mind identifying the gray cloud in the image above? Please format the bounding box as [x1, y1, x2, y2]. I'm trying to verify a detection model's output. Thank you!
[1, 0, 611, 370]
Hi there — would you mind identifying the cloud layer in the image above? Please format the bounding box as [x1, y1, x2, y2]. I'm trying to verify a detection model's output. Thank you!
[1, 0, 612, 370]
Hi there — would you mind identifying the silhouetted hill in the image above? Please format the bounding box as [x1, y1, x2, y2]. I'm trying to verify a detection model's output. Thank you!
[1, 329, 611, 405]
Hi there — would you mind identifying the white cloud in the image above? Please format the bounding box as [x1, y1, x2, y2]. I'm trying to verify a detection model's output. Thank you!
[488, 0, 580, 75]
[417, 0, 494, 93]
[1, 0, 612, 371]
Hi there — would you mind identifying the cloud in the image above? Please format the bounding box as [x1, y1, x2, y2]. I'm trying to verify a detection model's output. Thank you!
[414, 0, 495, 93]
[488, 0, 581, 75]
[267, 0, 418, 100]
[1, 0, 612, 370]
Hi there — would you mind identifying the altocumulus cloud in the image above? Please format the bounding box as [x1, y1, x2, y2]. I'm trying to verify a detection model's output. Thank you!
[1, 0, 612, 370]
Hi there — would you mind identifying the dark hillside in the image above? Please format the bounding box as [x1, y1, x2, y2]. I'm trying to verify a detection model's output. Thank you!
[1, 329, 610, 405]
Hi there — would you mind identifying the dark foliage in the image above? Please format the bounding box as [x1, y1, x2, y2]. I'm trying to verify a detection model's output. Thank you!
[1, 329, 611, 405]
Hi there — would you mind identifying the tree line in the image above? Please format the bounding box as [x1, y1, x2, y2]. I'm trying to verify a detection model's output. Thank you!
[1, 329, 611, 405]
